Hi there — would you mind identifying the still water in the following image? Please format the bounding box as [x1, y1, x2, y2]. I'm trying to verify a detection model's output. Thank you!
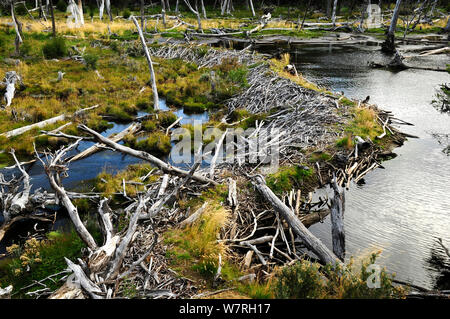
[290, 43, 450, 289]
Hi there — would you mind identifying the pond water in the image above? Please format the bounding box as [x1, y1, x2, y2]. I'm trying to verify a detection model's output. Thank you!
[0, 98, 209, 255]
[288, 43, 450, 289]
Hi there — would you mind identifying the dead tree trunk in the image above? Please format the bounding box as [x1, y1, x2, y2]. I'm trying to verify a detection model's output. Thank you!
[131, 16, 159, 110]
[200, 0, 207, 19]
[330, 176, 345, 261]
[105, 0, 112, 21]
[11, 3, 23, 56]
[68, 122, 141, 162]
[77, 0, 84, 25]
[140, 0, 145, 29]
[2, 71, 21, 108]
[300, 0, 312, 30]
[98, 0, 105, 20]
[78, 124, 217, 185]
[161, 0, 167, 28]
[39, 141, 98, 250]
[249, 0, 255, 17]
[382, 0, 402, 53]
[251, 175, 342, 267]
[49, 0, 56, 36]
[332, 0, 338, 27]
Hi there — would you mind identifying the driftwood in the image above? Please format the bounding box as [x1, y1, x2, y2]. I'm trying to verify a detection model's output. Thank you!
[68, 122, 141, 163]
[78, 124, 217, 185]
[0, 286, 13, 299]
[251, 175, 341, 267]
[38, 140, 98, 250]
[0, 105, 99, 138]
[179, 201, 208, 228]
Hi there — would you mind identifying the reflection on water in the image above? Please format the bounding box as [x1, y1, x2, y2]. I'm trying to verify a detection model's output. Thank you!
[426, 238, 450, 290]
[290, 43, 450, 289]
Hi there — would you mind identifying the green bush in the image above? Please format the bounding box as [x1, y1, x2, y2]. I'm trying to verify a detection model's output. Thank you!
[122, 9, 131, 19]
[84, 53, 98, 70]
[20, 41, 32, 57]
[228, 67, 248, 87]
[42, 37, 68, 59]
[15, 5, 28, 16]
[266, 165, 312, 195]
[275, 253, 407, 299]
[56, 0, 67, 12]
[158, 111, 177, 127]
[135, 133, 172, 155]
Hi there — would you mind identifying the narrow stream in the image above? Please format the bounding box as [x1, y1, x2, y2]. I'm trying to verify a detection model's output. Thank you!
[289, 43, 450, 289]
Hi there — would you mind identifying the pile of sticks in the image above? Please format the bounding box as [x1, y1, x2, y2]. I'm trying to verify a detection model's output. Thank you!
[148, 43, 260, 68]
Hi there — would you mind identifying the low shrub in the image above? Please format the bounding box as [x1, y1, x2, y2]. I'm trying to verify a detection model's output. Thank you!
[42, 37, 68, 59]
[122, 9, 131, 19]
[275, 253, 407, 299]
[56, 0, 67, 12]
[84, 53, 98, 70]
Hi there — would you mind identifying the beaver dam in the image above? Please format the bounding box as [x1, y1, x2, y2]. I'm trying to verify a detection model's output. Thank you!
[0, 1, 449, 300]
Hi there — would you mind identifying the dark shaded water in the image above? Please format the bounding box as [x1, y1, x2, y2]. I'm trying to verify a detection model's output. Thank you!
[289, 43, 450, 289]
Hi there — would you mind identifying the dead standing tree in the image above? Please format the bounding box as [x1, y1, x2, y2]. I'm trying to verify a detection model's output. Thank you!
[382, 0, 402, 53]
[131, 16, 160, 110]
[8, 1, 23, 56]
[183, 0, 203, 32]
[330, 176, 345, 261]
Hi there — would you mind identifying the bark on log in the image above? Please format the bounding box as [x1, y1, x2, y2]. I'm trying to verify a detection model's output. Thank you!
[300, 209, 330, 228]
[251, 175, 342, 267]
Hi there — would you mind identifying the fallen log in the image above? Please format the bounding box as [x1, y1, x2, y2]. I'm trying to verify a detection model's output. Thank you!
[38, 140, 98, 250]
[0, 105, 99, 138]
[418, 46, 450, 56]
[179, 201, 208, 228]
[251, 175, 342, 267]
[78, 124, 217, 185]
[68, 122, 141, 163]
[300, 209, 330, 228]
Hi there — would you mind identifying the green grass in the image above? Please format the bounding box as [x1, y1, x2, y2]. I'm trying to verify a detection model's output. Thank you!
[266, 165, 313, 196]
[0, 231, 85, 298]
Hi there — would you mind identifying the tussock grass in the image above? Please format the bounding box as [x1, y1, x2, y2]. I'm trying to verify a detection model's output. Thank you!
[94, 164, 156, 198]
[164, 201, 231, 279]
[270, 53, 322, 92]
